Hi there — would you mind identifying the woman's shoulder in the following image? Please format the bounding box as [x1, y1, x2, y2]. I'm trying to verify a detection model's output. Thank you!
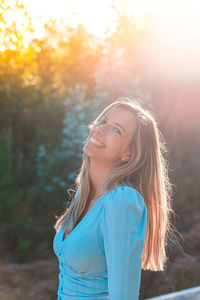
[103, 185, 147, 227]
[107, 184, 144, 201]
[105, 184, 146, 212]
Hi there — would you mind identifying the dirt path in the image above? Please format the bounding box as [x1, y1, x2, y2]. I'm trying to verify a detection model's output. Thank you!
[0, 259, 59, 300]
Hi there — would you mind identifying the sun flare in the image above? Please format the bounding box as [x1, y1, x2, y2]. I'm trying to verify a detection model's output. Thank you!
[16, 0, 150, 43]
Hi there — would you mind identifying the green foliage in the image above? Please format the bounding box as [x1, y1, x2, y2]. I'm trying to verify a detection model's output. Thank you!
[0, 15, 105, 261]
[171, 154, 200, 232]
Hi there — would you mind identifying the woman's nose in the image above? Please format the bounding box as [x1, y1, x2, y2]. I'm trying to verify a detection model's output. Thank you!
[90, 124, 105, 136]
[94, 124, 105, 135]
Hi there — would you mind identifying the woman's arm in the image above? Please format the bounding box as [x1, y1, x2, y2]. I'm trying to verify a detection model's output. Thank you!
[103, 186, 147, 300]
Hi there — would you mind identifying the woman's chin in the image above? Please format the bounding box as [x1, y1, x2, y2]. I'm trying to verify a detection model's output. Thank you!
[82, 146, 99, 159]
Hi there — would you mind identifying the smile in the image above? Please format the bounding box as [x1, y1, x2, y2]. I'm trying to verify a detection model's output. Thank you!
[88, 136, 105, 148]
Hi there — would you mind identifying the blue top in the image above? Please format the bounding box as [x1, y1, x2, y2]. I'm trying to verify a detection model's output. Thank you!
[53, 185, 147, 300]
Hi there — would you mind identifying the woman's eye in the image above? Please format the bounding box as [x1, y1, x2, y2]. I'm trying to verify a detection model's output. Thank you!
[97, 119, 121, 135]
[113, 127, 121, 134]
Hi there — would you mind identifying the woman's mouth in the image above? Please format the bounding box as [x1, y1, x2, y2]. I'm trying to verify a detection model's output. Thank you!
[87, 136, 105, 148]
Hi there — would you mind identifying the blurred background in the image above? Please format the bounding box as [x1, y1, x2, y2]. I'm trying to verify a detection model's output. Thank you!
[0, 0, 199, 299]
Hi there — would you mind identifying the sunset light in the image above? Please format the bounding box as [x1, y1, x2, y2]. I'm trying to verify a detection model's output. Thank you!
[23, 0, 149, 40]
[1, 0, 153, 49]
[1, 0, 199, 84]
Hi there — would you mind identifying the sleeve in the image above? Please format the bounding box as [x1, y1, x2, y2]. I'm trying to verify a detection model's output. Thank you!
[102, 186, 147, 300]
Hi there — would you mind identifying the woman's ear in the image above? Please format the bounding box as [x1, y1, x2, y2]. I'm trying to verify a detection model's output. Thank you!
[120, 146, 132, 162]
[120, 152, 130, 162]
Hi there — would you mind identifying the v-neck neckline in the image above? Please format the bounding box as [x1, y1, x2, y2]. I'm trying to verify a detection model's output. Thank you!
[61, 190, 109, 243]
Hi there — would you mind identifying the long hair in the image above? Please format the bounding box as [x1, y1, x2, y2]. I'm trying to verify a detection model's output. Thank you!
[54, 98, 175, 271]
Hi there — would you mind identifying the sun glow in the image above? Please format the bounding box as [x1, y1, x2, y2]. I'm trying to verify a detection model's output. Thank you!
[143, 0, 200, 82]
[23, 0, 117, 41]
[15, 0, 150, 43]
[1, 0, 200, 82]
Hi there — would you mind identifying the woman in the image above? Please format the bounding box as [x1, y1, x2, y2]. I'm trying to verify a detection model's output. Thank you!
[53, 98, 174, 300]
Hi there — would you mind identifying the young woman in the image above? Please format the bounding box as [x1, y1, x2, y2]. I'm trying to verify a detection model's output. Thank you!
[53, 98, 174, 300]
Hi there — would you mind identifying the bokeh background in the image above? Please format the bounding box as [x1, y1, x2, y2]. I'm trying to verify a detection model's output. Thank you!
[0, 0, 199, 299]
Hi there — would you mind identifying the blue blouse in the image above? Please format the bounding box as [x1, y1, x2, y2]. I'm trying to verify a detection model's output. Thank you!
[53, 185, 147, 300]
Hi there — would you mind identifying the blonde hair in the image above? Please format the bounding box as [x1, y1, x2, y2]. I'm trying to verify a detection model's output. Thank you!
[54, 98, 175, 271]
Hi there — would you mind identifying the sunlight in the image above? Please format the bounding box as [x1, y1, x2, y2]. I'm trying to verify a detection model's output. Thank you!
[23, 0, 117, 40]
[2, 0, 200, 70]
[144, 0, 200, 82]
[1, 0, 152, 50]
[22, 0, 150, 41]
[0, 0, 31, 50]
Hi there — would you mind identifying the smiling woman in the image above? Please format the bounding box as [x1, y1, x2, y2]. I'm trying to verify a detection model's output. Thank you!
[83, 106, 138, 168]
[53, 98, 175, 300]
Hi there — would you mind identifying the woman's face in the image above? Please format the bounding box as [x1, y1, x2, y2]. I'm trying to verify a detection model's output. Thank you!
[83, 107, 137, 168]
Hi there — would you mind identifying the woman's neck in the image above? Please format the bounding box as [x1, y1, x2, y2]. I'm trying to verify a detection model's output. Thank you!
[89, 159, 111, 197]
